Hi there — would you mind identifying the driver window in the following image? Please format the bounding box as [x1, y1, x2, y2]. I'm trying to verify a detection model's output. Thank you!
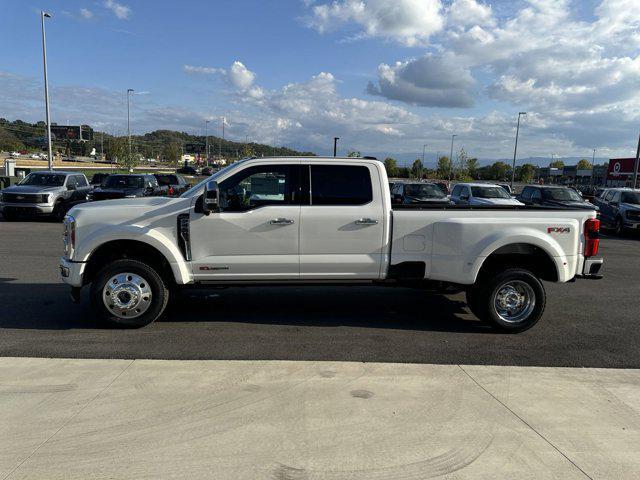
[66, 176, 77, 188]
[531, 189, 542, 201]
[218, 165, 294, 212]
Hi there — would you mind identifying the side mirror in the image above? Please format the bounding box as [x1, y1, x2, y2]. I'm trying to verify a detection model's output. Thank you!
[67, 184, 77, 191]
[202, 180, 220, 215]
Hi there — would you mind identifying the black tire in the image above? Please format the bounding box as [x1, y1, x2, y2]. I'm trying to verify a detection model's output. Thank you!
[2, 210, 17, 221]
[90, 259, 169, 328]
[52, 202, 66, 222]
[470, 268, 546, 333]
[615, 217, 625, 236]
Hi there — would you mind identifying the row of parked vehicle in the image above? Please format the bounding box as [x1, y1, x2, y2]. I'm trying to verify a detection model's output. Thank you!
[0, 170, 192, 221]
[388, 180, 640, 235]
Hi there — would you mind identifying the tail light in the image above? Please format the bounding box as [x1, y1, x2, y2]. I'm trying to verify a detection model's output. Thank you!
[584, 218, 600, 257]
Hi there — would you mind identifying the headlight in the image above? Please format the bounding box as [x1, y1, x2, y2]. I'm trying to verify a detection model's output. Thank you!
[125, 195, 137, 198]
[62, 214, 76, 259]
[41, 194, 51, 203]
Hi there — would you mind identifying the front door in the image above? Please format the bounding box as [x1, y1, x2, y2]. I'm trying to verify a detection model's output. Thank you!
[190, 162, 301, 280]
[299, 163, 385, 279]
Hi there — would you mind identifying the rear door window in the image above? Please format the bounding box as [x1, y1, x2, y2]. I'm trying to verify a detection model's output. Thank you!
[309, 165, 372, 206]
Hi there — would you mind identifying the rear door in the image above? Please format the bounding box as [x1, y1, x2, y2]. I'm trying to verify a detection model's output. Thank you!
[299, 162, 385, 279]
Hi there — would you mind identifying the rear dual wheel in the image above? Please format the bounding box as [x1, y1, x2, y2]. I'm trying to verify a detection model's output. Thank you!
[466, 268, 545, 333]
[90, 259, 169, 328]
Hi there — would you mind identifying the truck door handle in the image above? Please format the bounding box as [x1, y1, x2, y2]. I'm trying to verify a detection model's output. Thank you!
[355, 218, 378, 225]
[270, 218, 295, 225]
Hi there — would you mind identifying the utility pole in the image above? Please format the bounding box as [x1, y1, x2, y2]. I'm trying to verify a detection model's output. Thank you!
[333, 137, 339, 157]
[127, 88, 134, 160]
[591, 148, 596, 186]
[511, 112, 527, 189]
[41, 11, 53, 170]
[204, 119, 209, 166]
[219, 116, 225, 158]
[448, 134, 457, 182]
[633, 132, 640, 190]
[100, 131, 104, 161]
[422, 144, 427, 164]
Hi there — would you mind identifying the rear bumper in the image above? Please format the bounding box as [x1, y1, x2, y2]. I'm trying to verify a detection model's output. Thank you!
[59, 256, 86, 287]
[577, 257, 603, 280]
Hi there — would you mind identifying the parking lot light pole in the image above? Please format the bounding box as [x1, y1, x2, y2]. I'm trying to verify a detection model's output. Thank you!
[41, 11, 53, 170]
[127, 88, 134, 159]
[633, 132, 640, 190]
[448, 134, 457, 182]
[511, 112, 527, 189]
[204, 120, 209, 166]
[422, 144, 427, 164]
[591, 148, 596, 186]
[333, 137, 339, 157]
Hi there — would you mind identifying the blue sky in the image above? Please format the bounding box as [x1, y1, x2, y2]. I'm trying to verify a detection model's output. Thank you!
[1, 0, 639, 164]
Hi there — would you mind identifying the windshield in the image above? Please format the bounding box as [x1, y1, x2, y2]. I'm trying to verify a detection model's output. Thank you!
[471, 186, 511, 199]
[405, 184, 445, 199]
[104, 176, 145, 189]
[181, 161, 247, 198]
[543, 188, 583, 201]
[155, 175, 178, 186]
[18, 173, 66, 187]
[621, 192, 640, 204]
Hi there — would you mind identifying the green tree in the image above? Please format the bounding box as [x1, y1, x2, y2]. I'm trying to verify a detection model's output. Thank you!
[384, 157, 398, 177]
[162, 142, 182, 165]
[466, 157, 479, 179]
[490, 161, 510, 180]
[455, 148, 469, 180]
[577, 159, 592, 170]
[411, 159, 423, 178]
[347, 150, 361, 158]
[520, 163, 536, 183]
[0, 126, 24, 151]
[240, 143, 256, 158]
[549, 160, 564, 168]
[437, 156, 451, 179]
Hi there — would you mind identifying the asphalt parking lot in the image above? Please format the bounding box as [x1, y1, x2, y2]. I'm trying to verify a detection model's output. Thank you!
[0, 218, 639, 367]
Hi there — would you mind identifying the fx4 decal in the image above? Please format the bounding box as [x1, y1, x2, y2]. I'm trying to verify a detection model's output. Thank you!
[547, 227, 571, 234]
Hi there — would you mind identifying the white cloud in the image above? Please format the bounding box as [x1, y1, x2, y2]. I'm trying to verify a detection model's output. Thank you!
[228, 61, 256, 91]
[79, 8, 93, 19]
[104, 0, 131, 20]
[448, 0, 494, 27]
[307, 0, 444, 46]
[366, 54, 475, 107]
[183, 65, 221, 75]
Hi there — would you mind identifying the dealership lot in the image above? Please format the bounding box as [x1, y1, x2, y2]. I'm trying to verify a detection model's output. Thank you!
[1, 218, 639, 367]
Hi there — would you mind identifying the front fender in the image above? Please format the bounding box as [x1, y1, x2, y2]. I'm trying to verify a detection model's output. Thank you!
[76, 225, 192, 284]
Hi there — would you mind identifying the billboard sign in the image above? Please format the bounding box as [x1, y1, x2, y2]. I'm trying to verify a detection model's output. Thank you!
[50, 125, 94, 141]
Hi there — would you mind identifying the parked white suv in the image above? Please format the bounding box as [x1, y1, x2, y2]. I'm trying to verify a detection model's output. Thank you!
[451, 183, 524, 206]
[60, 157, 602, 332]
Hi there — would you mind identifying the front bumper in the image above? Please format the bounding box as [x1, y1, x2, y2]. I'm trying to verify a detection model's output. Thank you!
[59, 256, 86, 287]
[1, 203, 54, 215]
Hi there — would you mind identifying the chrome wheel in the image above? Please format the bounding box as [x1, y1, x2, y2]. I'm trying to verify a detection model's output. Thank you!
[493, 280, 535, 324]
[102, 272, 152, 319]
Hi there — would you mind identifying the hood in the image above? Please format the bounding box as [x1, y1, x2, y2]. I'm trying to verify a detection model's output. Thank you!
[543, 199, 594, 209]
[621, 203, 640, 211]
[2, 185, 62, 194]
[471, 197, 523, 206]
[91, 187, 145, 200]
[74, 195, 173, 211]
[406, 196, 449, 203]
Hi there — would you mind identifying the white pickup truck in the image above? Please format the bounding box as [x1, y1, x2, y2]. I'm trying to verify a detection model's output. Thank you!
[60, 157, 603, 332]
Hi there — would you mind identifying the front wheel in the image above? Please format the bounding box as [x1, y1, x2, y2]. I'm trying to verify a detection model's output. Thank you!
[615, 217, 625, 236]
[90, 259, 169, 328]
[468, 268, 546, 333]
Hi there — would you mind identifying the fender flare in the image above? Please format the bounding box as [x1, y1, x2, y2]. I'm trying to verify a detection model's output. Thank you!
[468, 230, 569, 283]
[76, 225, 192, 284]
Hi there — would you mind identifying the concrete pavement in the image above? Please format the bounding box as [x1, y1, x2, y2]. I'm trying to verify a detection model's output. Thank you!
[2, 358, 639, 479]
